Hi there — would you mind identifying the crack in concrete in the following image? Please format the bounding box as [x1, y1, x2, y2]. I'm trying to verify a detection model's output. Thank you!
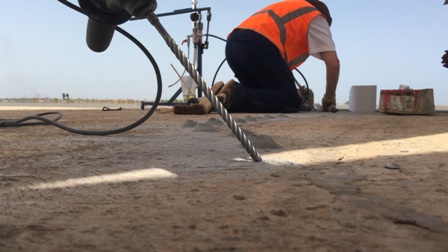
[305, 169, 448, 235]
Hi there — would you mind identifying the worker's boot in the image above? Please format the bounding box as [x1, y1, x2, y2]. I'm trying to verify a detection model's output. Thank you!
[199, 81, 224, 113]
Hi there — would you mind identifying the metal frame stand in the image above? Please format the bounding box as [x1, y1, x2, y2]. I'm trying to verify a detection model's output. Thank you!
[140, 4, 210, 109]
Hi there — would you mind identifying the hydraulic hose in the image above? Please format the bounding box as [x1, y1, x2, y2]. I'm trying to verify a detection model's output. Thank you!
[0, 0, 163, 136]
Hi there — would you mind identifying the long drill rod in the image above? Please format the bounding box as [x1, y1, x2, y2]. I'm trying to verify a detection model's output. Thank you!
[146, 12, 262, 162]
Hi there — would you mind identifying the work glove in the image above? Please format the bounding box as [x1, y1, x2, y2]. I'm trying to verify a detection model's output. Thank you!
[322, 95, 338, 112]
[442, 50, 448, 68]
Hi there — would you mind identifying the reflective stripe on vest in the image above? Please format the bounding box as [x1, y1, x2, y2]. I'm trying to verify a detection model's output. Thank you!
[236, 2, 320, 69]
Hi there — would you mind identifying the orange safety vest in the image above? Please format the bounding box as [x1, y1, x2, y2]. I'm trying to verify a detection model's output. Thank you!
[235, 0, 321, 70]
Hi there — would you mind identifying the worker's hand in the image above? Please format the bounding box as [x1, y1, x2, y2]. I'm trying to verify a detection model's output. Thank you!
[322, 95, 338, 112]
[442, 50, 448, 68]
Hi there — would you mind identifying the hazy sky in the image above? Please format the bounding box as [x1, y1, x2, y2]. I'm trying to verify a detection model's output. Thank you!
[1, 1, 447, 105]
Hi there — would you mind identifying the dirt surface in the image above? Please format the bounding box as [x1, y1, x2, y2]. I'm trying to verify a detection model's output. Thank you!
[1, 106, 448, 251]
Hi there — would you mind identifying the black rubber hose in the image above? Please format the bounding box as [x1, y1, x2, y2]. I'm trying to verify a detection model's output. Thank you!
[0, 112, 63, 127]
[0, 0, 163, 135]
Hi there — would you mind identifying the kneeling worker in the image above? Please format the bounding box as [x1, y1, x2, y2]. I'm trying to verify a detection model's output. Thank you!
[216, 0, 340, 113]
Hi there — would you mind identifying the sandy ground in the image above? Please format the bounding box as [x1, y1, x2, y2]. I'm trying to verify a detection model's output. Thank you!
[1, 104, 448, 251]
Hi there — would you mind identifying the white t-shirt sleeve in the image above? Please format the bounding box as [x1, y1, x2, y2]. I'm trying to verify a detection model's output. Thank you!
[308, 15, 336, 60]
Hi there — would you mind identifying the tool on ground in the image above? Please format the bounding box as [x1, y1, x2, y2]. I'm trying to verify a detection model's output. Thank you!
[297, 85, 315, 111]
[173, 104, 206, 115]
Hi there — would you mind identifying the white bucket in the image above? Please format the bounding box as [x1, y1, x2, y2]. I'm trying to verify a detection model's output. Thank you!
[180, 76, 197, 102]
[349, 85, 377, 113]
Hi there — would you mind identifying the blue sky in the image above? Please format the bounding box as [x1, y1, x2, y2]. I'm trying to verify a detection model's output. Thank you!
[1, 1, 447, 105]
